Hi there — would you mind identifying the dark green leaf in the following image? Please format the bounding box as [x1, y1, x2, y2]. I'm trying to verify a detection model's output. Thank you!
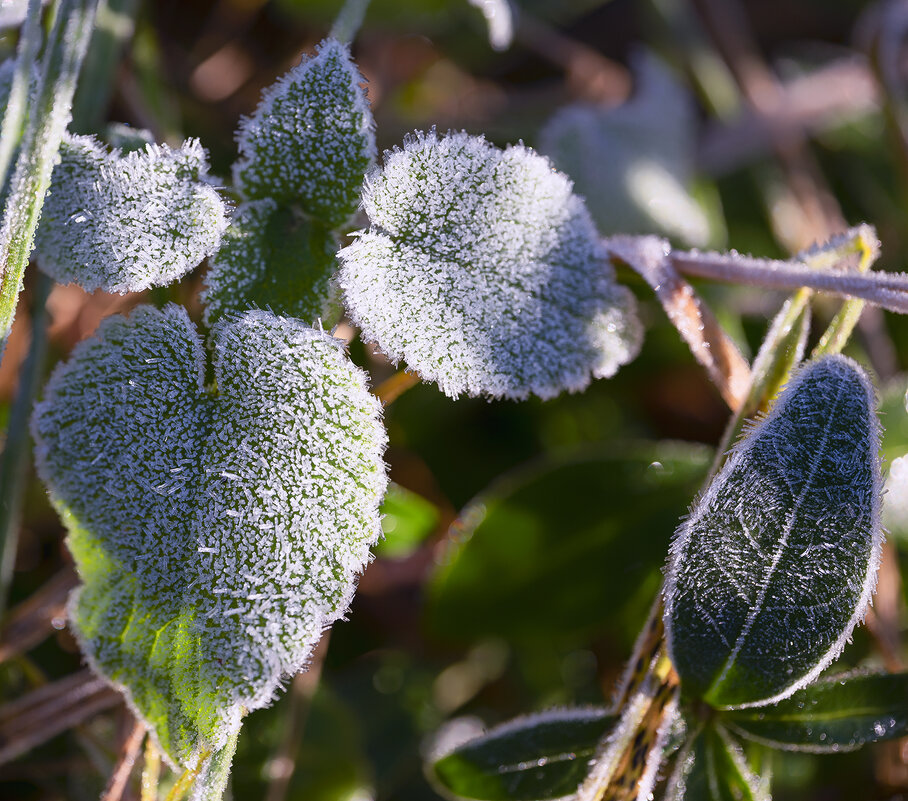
[430, 707, 616, 801]
[667, 723, 766, 801]
[665, 356, 882, 708]
[426, 442, 710, 645]
[723, 671, 908, 753]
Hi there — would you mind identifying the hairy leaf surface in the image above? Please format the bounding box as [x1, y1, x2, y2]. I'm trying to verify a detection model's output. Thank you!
[723, 672, 908, 752]
[31, 306, 387, 766]
[201, 199, 341, 327]
[35, 134, 227, 292]
[338, 129, 642, 400]
[233, 37, 374, 229]
[430, 707, 616, 800]
[665, 356, 882, 708]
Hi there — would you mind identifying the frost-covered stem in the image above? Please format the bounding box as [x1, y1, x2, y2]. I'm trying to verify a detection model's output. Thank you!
[373, 369, 420, 406]
[189, 729, 239, 801]
[0, 0, 98, 354]
[141, 736, 161, 801]
[164, 749, 212, 801]
[0, 0, 42, 190]
[100, 718, 146, 801]
[71, 0, 139, 132]
[329, 0, 371, 44]
[670, 249, 908, 314]
[0, 272, 51, 619]
[607, 235, 751, 409]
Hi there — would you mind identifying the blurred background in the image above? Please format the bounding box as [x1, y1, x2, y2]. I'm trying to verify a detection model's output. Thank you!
[5, 0, 908, 798]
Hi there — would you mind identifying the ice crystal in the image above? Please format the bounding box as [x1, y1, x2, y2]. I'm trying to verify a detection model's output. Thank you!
[233, 37, 375, 229]
[34, 134, 227, 293]
[539, 53, 713, 247]
[201, 198, 341, 327]
[31, 306, 387, 766]
[665, 356, 882, 709]
[338, 129, 642, 400]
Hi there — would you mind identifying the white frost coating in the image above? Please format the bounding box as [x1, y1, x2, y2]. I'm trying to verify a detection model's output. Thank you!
[233, 37, 375, 229]
[539, 53, 712, 247]
[34, 134, 227, 293]
[664, 355, 883, 709]
[31, 305, 387, 765]
[339, 130, 643, 400]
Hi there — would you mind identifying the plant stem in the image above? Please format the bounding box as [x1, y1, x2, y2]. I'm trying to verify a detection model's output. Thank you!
[190, 729, 239, 801]
[0, 0, 98, 356]
[163, 749, 212, 801]
[142, 737, 162, 801]
[373, 369, 420, 406]
[0, 0, 43, 190]
[329, 0, 371, 44]
[0, 272, 52, 619]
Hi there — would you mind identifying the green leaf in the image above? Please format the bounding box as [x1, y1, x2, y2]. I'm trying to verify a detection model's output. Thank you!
[233, 37, 374, 229]
[31, 306, 387, 767]
[665, 356, 882, 708]
[667, 723, 766, 801]
[722, 671, 908, 753]
[375, 482, 439, 559]
[35, 134, 227, 293]
[426, 443, 710, 645]
[430, 707, 616, 801]
[201, 199, 341, 328]
[338, 129, 642, 400]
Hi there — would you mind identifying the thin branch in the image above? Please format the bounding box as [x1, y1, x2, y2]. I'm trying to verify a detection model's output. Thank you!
[141, 737, 162, 801]
[100, 718, 146, 801]
[0, 567, 77, 663]
[0, 670, 121, 765]
[373, 369, 420, 406]
[608, 235, 751, 410]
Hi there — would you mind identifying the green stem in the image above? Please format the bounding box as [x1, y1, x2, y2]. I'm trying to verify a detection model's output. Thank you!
[0, 271, 51, 618]
[329, 0, 371, 44]
[0, 0, 98, 356]
[0, 0, 43, 190]
[189, 730, 240, 801]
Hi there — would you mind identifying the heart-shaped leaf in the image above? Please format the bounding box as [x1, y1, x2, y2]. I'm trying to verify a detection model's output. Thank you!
[430, 707, 617, 801]
[538, 53, 714, 248]
[723, 671, 908, 752]
[665, 356, 882, 708]
[201, 199, 341, 327]
[338, 129, 643, 400]
[35, 134, 228, 293]
[31, 305, 387, 767]
[232, 37, 375, 229]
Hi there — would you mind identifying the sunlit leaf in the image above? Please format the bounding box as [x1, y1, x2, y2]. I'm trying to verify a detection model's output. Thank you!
[31, 306, 387, 766]
[665, 356, 882, 708]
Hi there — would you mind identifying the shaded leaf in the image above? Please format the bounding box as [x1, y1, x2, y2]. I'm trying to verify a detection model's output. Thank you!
[375, 482, 439, 559]
[31, 306, 387, 766]
[430, 707, 616, 801]
[338, 129, 642, 400]
[665, 356, 882, 708]
[426, 443, 710, 645]
[201, 199, 341, 327]
[723, 671, 908, 753]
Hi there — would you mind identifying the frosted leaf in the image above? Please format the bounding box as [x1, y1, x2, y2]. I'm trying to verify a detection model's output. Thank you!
[201, 198, 341, 328]
[338, 129, 643, 400]
[665, 356, 882, 709]
[31, 305, 387, 766]
[539, 53, 713, 247]
[34, 134, 228, 293]
[233, 37, 375, 229]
